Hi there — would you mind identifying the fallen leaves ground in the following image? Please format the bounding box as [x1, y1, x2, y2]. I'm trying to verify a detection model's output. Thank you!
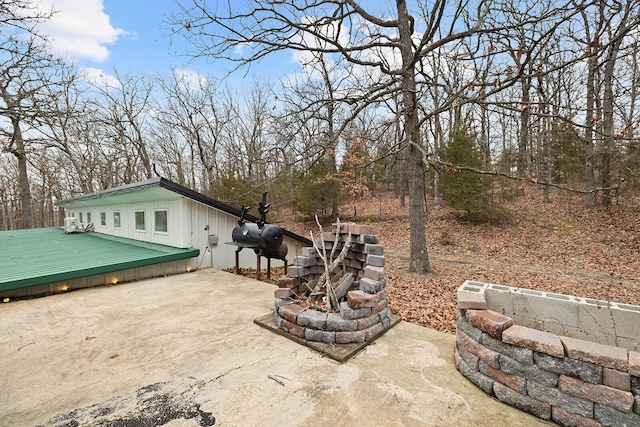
[270, 187, 640, 335]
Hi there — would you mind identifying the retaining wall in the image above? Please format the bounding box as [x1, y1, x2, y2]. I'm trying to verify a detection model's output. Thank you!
[272, 223, 392, 344]
[2, 259, 192, 299]
[456, 280, 640, 426]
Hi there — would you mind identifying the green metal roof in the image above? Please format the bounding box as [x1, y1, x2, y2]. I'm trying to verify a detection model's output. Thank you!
[0, 228, 199, 292]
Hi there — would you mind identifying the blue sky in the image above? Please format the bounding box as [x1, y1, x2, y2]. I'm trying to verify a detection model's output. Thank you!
[33, 0, 294, 87]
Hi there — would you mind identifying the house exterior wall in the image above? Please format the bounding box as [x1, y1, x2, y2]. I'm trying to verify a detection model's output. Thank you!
[67, 197, 184, 247]
[184, 199, 305, 271]
[65, 195, 306, 271]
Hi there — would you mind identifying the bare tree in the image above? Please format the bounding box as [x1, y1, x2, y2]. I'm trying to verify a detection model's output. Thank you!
[0, 0, 50, 39]
[164, 2, 416, 271]
[0, 154, 18, 229]
[88, 71, 155, 183]
[599, 0, 639, 206]
[278, 51, 354, 218]
[0, 2, 55, 229]
[572, 0, 640, 207]
[235, 79, 278, 183]
[35, 62, 98, 193]
[0, 35, 72, 228]
[171, 0, 592, 272]
[615, 34, 640, 192]
[578, 5, 602, 208]
[154, 70, 225, 190]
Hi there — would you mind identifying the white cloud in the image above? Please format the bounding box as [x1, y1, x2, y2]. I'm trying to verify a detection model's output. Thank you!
[290, 16, 351, 69]
[80, 67, 121, 88]
[287, 14, 402, 88]
[35, 0, 127, 62]
[234, 42, 251, 56]
[174, 68, 206, 92]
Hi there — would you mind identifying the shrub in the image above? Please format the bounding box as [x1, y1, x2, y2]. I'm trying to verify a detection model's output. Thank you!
[452, 206, 514, 225]
[291, 159, 341, 220]
[440, 128, 484, 213]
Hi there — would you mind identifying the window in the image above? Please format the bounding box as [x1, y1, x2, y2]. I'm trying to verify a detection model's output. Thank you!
[135, 210, 145, 231]
[154, 210, 168, 232]
[79, 212, 83, 223]
[86, 212, 92, 224]
[113, 211, 121, 228]
[100, 212, 106, 226]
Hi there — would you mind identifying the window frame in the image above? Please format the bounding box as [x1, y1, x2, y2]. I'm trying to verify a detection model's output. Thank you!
[134, 210, 146, 232]
[154, 209, 168, 234]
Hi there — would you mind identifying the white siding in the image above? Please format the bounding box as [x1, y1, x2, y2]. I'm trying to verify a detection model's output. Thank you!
[185, 199, 306, 271]
[66, 198, 184, 247]
[185, 199, 261, 270]
[64, 193, 309, 271]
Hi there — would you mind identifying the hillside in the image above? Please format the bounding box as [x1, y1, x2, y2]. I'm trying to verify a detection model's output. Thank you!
[274, 187, 640, 334]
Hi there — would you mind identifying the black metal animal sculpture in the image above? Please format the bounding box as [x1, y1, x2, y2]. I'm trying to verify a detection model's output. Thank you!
[230, 192, 288, 278]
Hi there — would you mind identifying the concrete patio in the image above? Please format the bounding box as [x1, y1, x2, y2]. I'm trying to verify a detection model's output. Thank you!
[0, 269, 553, 426]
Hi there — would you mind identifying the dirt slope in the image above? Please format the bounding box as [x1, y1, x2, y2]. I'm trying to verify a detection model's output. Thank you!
[276, 188, 640, 334]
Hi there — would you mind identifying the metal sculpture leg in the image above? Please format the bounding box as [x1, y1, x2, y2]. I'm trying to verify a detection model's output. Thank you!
[267, 257, 271, 280]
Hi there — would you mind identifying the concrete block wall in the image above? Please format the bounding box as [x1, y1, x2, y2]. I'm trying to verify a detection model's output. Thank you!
[459, 281, 640, 351]
[457, 281, 640, 426]
[272, 223, 392, 344]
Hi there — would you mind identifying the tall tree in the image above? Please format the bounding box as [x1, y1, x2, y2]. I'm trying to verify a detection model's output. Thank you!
[166, 2, 417, 271]
[171, 0, 586, 273]
[154, 70, 224, 190]
[278, 50, 351, 219]
[579, 4, 601, 208]
[36, 62, 95, 193]
[0, 1, 53, 229]
[574, 0, 640, 207]
[599, 0, 639, 206]
[0, 35, 69, 229]
[88, 71, 155, 183]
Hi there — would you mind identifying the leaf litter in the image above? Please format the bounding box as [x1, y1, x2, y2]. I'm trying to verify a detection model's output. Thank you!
[268, 188, 640, 334]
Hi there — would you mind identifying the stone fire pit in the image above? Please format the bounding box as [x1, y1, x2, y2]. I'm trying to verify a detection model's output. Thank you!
[256, 223, 398, 361]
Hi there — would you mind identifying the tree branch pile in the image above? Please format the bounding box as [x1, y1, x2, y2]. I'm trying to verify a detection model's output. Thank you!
[306, 217, 353, 311]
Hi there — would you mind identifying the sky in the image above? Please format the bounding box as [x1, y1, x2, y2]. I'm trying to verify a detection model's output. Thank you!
[32, 0, 294, 87]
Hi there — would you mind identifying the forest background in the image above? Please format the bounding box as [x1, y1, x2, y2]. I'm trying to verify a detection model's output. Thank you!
[2, 1, 640, 331]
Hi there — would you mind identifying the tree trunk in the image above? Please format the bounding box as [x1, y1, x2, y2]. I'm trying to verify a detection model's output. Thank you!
[327, 149, 339, 218]
[481, 105, 489, 207]
[542, 117, 551, 203]
[585, 50, 598, 208]
[537, 75, 551, 203]
[601, 19, 625, 206]
[395, 110, 406, 207]
[433, 113, 442, 210]
[517, 75, 531, 194]
[321, 55, 340, 219]
[397, 0, 431, 273]
[601, 68, 614, 206]
[11, 119, 32, 229]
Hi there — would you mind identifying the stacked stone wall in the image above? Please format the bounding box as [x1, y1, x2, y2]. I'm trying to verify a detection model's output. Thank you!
[272, 223, 391, 344]
[456, 283, 640, 426]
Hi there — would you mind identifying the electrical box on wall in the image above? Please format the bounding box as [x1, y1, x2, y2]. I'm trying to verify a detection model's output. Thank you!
[208, 234, 219, 247]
